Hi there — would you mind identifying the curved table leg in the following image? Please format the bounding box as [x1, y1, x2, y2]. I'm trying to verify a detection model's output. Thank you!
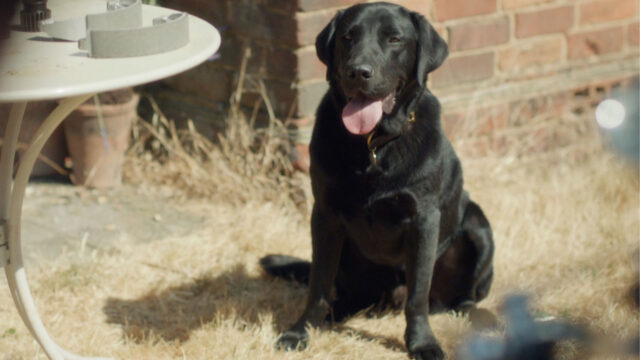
[1, 102, 27, 321]
[1, 101, 27, 252]
[1, 95, 112, 360]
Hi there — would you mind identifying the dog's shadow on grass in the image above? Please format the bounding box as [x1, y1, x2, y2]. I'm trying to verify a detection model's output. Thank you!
[103, 264, 305, 343]
[102, 263, 406, 353]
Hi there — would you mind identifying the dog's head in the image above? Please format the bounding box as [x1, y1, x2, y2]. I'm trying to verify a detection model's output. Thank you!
[316, 3, 448, 135]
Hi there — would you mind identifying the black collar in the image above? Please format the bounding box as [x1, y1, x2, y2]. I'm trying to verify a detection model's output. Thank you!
[366, 110, 415, 166]
[365, 85, 423, 166]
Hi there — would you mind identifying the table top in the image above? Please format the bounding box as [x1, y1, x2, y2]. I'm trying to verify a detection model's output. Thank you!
[0, 0, 221, 102]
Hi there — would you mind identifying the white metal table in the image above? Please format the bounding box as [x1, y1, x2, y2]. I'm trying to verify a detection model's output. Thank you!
[0, 1, 220, 358]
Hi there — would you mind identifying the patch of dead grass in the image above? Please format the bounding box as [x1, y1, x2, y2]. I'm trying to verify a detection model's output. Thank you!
[0, 82, 637, 359]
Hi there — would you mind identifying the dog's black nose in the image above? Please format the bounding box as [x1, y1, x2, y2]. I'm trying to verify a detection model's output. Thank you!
[348, 64, 374, 80]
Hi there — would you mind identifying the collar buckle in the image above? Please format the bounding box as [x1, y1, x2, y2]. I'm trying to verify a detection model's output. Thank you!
[367, 130, 378, 166]
[365, 111, 416, 166]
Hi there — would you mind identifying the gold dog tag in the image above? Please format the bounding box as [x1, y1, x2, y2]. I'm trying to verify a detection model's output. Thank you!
[408, 111, 416, 123]
[369, 150, 377, 166]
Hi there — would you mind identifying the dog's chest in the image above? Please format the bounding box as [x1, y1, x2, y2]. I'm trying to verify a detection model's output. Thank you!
[338, 190, 417, 265]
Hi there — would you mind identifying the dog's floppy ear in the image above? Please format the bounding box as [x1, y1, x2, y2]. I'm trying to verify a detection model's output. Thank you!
[316, 10, 344, 81]
[411, 12, 448, 87]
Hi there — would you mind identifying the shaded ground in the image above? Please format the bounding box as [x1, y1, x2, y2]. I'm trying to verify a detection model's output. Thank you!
[21, 180, 207, 265]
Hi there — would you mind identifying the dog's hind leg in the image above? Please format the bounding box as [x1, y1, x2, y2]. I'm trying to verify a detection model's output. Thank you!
[429, 199, 494, 312]
[460, 200, 494, 303]
[456, 200, 496, 329]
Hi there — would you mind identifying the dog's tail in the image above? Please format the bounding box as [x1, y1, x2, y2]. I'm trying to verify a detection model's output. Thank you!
[259, 255, 311, 285]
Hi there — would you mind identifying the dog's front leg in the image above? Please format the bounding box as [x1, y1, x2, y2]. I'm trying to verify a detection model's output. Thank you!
[277, 206, 344, 350]
[404, 208, 444, 360]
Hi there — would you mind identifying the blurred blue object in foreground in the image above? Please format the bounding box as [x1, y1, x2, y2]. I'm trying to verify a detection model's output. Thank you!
[596, 77, 639, 165]
[457, 295, 587, 360]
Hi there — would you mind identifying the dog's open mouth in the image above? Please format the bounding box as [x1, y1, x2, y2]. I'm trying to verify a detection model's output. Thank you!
[342, 93, 395, 135]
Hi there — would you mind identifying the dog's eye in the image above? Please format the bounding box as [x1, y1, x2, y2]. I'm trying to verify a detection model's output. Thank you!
[343, 34, 352, 41]
[388, 36, 401, 43]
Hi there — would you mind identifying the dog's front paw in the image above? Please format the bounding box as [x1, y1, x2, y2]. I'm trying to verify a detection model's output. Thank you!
[410, 344, 445, 360]
[275, 330, 308, 351]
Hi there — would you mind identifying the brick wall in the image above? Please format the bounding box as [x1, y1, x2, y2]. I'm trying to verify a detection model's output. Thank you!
[157, 0, 639, 162]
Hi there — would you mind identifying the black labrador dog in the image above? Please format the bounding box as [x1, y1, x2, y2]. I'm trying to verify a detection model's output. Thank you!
[260, 3, 494, 359]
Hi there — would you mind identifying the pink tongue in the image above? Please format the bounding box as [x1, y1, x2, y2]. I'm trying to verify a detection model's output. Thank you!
[342, 96, 383, 135]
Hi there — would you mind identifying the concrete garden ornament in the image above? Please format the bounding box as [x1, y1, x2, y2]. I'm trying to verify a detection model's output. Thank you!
[40, 0, 189, 58]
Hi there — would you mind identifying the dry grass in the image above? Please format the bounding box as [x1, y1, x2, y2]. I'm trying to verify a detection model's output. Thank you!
[0, 85, 638, 359]
[122, 94, 308, 211]
[123, 48, 309, 211]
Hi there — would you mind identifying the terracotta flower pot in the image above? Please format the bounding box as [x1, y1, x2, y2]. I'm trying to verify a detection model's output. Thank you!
[63, 93, 139, 188]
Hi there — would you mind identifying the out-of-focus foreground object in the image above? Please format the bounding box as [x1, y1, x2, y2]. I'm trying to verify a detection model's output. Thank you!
[595, 77, 639, 165]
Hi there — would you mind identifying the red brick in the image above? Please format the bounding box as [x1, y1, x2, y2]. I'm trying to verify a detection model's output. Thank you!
[516, 6, 574, 38]
[162, 0, 228, 27]
[298, 0, 360, 12]
[459, 137, 492, 157]
[225, 5, 345, 49]
[431, 52, 495, 87]
[502, 0, 555, 10]
[214, 35, 244, 69]
[448, 16, 510, 51]
[296, 10, 335, 47]
[295, 0, 429, 41]
[295, 47, 326, 80]
[474, 104, 509, 135]
[433, 24, 447, 39]
[629, 22, 639, 46]
[297, 81, 330, 117]
[498, 37, 563, 71]
[264, 0, 298, 13]
[245, 80, 327, 119]
[263, 47, 326, 82]
[285, 116, 315, 129]
[219, 42, 296, 81]
[265, 48, 298, 81]
[442, 104, 508, 138]
[441, 112, 464, 138]
[433, 0, 496, 21]
[386, 0, 431, 16]
[508, 92, 569, 126]
[579, 0, 638, 25]
[163, 64, 232, 103]
[229, 3, 298, 46]
[567, 27, 625, 59]
[240, 79, 295, 117]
